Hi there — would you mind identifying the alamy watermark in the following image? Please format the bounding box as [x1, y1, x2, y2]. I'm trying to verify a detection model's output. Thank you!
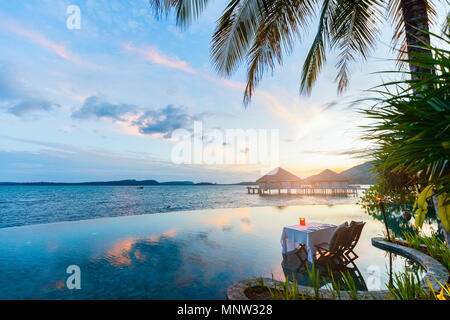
[170, 121, 279, 172]
[66, 5, 81, 30]
[66, 265, 81, 289]
[366, 265, 381, 290]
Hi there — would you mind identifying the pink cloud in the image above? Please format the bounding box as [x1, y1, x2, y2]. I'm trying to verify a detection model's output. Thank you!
[0, 19, 102, 70]
[123, 42, 197, 74]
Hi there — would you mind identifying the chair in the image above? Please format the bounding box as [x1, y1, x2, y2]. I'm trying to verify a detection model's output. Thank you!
[294, 243, 309, 271]
[343, 221, 366, 268]
[315, 224, 350, 269]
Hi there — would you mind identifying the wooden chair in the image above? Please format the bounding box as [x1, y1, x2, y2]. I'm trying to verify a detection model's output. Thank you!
[315, 225, 350, 269]
[343, 221, 366, 268]
[294, 243, 309, 271]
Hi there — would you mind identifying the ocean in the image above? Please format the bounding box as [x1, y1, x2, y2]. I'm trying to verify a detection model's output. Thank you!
[0, 185, 363, 229]
[0, 184, 426, 299]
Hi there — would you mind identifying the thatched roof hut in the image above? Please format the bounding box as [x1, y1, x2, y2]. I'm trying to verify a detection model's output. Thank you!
[305, 169, 349, 188]
[306, 169, 349, 182]
[256, 167, 302, 189]
[256, 167, 302, 183]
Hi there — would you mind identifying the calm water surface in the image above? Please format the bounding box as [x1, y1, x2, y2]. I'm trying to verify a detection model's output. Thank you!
[0, 204, 424, 299]
[0, 185, 368, 228]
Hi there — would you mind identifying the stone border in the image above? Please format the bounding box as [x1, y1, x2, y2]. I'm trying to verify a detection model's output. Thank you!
[371, 237, 448, 292]
[227, 237, 448, 300]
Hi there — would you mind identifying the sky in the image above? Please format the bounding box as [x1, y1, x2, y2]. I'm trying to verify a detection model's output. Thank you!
[0, 0, 447, 183]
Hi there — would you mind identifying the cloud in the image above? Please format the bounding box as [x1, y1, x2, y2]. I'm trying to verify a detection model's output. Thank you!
[7, 99, 56, 116]
[0, 137, 260, 184]
[72, 96, 138, 121]
[72, 96, 205, 139]
[123, 42, 197, 74]
[0, 18, 102, 70]
[133, 105, 205, 138]
[302, 148, 369, 157]
[0, 64, 60, 116]
[123, 42, 306, 129]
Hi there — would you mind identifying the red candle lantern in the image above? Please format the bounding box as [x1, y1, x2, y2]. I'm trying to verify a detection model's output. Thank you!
[299, 217, 306, 226]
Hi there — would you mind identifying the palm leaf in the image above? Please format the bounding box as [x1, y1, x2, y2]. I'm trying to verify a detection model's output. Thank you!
[300, 0, 333, 94]
[149, 0, 211, 29]
[244, 0, 315, 104]
[330, 0, 383, 92]
[210, 0, 267, 76]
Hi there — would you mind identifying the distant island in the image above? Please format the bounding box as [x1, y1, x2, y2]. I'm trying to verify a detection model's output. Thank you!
[0, 162, 375, 186]
[0, 180, 214, 186]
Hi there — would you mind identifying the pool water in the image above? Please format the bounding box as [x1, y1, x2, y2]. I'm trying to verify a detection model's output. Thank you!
[0, 204, 424, 299]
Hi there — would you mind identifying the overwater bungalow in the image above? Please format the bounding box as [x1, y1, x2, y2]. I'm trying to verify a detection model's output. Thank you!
[305, 169, 350, 189]
[254, 167, 302, 195]
[247, 167, 357, 196]
[304, 169, 357, 196]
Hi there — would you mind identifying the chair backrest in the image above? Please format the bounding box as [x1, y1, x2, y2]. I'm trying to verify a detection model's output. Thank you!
[328, 225, 350, 253]
[348, 221, 366, 249]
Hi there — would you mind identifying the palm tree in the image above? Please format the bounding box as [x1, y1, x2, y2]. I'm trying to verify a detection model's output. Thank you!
[149, 0, 436, 104]
[361, 33, 449, 246]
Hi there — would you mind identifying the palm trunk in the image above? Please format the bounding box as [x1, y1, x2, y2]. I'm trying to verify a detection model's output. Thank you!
[432, 195, 450, 249]
[400, 0, 432, 77]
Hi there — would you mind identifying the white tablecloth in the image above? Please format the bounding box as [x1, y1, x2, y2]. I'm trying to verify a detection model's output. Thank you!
[281, 223, 337, 262]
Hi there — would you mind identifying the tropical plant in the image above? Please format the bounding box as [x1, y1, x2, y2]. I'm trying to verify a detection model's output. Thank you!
[344, 271, 364, 299]
[413, 186, 450, 246]
[358, 180, 416, 211]
[403, 231, 423, 250]
[387, 270, 435, 300]
[149, 0, 435, 103]
[306, 263, 321, 299]
[324, 269, 342, 300]
[266, 274, 303, 300]
[421, 233, 450, 270]
[361, 32, 450, 246]
[428, 278, 450, 300]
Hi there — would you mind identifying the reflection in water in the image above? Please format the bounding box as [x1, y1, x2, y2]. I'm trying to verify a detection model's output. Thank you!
[105, 229, 178, 267]
[281, 251, 368, 291]
[0, 204, 429, 299]
[364, 205, 443, 240]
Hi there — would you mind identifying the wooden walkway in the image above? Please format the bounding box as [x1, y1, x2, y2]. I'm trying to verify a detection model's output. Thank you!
[246, 186, 358, 196]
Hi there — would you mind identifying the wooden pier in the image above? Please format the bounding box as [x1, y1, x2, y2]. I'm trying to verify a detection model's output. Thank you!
[246, 186, 358, 196]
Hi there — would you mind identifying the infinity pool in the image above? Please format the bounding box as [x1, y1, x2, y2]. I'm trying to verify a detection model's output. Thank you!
[0, 204, 424, 299]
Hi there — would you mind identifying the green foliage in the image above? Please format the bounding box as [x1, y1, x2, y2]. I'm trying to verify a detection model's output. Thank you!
[387, 270, 435, 300]
[323, 267, 341, 300]
[265, 274, 307, 300]
[250, 263, 444, 300]
[421, 234, 450, 270]
[272, 275, 302, 300]
[340, 270, 363, 300]
[149, 0, 435, 103]
[403, 231, 422, 250]
[306, 263, 321, 299]
[402, 231, 450, 270]
[437, 192, 450, 231]
[428, 277, 450, 300]
[383, 229, 396, 243]
[358, 184, 415, 211]
[361, 32, 450, 195]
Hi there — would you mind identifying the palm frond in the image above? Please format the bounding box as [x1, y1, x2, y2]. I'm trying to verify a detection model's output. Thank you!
[244, 0, 315, 104]
[361, 32, 450, 194]
[300, 0, 334, 95]
[149, 0, 211, 29]
[330, 0, 383, 92]
[210, 0, 267, 77]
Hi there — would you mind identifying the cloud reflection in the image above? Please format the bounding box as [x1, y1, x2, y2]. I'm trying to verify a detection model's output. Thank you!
[105, 228, 178, 266]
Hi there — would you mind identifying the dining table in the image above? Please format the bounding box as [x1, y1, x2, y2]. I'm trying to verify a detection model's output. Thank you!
[280, 222, 337, 263]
